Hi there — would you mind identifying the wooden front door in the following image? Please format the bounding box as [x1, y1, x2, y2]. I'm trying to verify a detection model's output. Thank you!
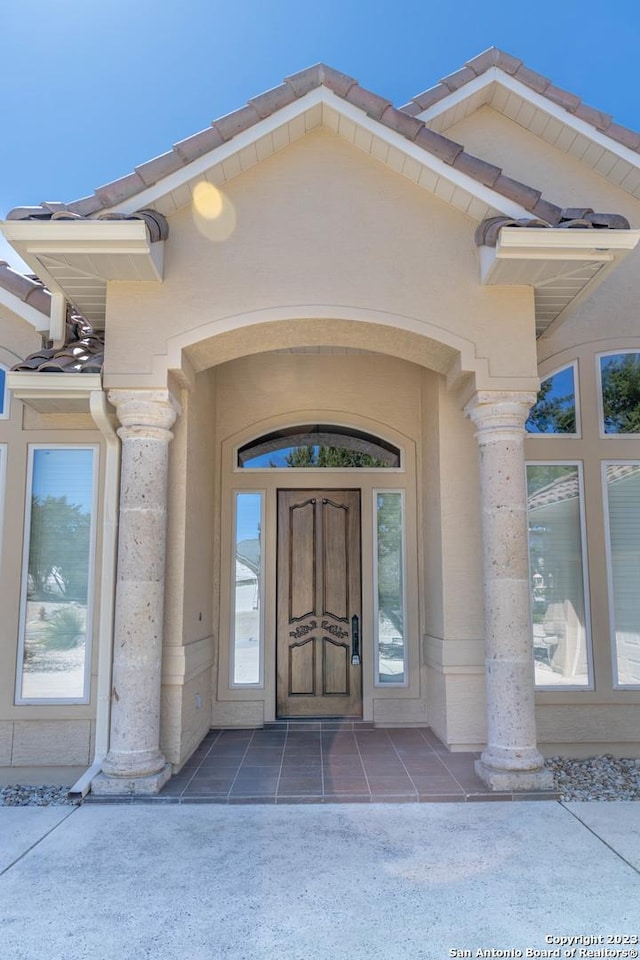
[277, 490, 362, 717]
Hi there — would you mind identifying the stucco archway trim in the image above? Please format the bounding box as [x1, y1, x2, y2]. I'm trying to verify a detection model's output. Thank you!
[150, 307, 502, 393]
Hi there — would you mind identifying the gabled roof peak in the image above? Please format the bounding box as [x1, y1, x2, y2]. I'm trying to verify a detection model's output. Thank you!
[6, 49, 639, 227]
[401, 46, 640, 154]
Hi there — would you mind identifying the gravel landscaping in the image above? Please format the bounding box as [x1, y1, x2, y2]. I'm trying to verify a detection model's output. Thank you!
[2, 755, 640, 805]
[546, 755, 640, 801]
[0, 785, 79, 806]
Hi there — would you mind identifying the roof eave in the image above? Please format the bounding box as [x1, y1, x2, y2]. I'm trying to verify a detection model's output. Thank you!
[480, 227, 640, 336]
[6, 370, 103, 414]
[0, 219, 164, 331]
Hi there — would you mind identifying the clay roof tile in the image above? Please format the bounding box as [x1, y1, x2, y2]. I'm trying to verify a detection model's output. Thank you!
[173, 126, 225, 163]
[213, 103, 263, 142]
[249, 82, 298, 119]
[345, 85, 392, 121]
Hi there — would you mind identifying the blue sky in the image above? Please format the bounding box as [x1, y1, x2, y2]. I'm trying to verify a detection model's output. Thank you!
[1, 1, 639, 269]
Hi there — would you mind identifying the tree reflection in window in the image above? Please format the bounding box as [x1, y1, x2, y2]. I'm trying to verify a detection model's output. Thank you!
[0, 365, 7, 418]
[526, 365, 577, 434]
[600, 353, 640, 434]
[18, 448, 95, 701]
[376, 492, 405, 684]
[239, 425, 400, 468]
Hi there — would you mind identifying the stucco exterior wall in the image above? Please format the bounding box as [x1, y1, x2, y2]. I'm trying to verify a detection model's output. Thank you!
[0, 309, 102, 768]
[446, 106, 640, 220]
[103, 128, 537, 389]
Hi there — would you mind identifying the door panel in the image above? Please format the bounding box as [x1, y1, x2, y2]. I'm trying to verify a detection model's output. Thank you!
[277, 490, 362, 717]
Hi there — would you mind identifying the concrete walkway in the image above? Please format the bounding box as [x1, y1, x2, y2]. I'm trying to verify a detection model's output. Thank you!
[0, 801, 638, 960]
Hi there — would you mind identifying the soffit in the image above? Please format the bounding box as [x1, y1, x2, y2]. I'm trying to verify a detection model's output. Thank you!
[479, 226, 640, 337]
[0, 219, 164, 330]
[413, 72, 640, 201]
[101, 96, 531, 226]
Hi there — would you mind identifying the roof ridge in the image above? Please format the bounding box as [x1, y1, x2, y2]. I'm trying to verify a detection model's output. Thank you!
[399, 46, 640, 153]
[7, 52, 635, 228]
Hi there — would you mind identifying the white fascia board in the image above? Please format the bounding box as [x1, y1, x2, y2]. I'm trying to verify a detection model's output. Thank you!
[105, 87, 531, 220]
[0, 284, 50, 332]
[0, 219, 163, 289]
[496, 73, 640, 171]
[479, 227, 640, 283]
[497, 226, 640, 254]
[420, 68, 640, 173]
[415, 70, 497, 122]
[106, 87, 331, 214]
[1, 218, 152, 256]
[7, 371, 102, 397]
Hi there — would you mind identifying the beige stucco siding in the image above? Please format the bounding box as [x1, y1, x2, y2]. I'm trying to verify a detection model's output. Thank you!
[0, 306, 41, 370]
[104, 128, 536, 388]
[446, 106, 640, 221]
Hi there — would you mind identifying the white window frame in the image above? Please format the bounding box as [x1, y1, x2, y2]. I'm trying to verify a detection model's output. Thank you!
[0, 363, 10, 420]
[527, 360, 580, 438]
[597, 350, 640, 439]
[15, 444, 99, 705]
[602, 460, 640, 689]
[373, 488, 408, 689]
[230, 489, 265, 688]
[526, 460, 594, 691]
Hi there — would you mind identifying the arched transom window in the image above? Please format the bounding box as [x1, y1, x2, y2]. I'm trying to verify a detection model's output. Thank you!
[237, 425, 401, 469]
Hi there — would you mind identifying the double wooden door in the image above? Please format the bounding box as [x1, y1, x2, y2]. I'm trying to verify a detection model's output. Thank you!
[276, 490, 362, 717]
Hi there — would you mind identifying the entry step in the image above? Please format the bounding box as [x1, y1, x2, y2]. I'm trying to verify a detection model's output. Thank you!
[262, 718, 375, 732]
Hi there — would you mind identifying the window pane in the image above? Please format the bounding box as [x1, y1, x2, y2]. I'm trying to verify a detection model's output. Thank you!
[526, 366, 576, 434]
[376, 492, 405, 684]
[239, 425, 400, 468]
[605, 464, 640, 686]
[0, 366, 6, 417]
[600, 353, 640, 434]
[527, 465, 590, 687]
[19, 448, 95, 701]
[233, 493, 262, 684]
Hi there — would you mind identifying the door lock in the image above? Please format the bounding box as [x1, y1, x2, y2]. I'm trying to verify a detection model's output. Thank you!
[351, 614, 361, 666]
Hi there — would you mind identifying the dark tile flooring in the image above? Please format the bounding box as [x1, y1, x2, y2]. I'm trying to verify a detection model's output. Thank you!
[89, 723, 558, 804]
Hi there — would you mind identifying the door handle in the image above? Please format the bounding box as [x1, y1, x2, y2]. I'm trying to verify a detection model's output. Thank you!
[351, 614, 360, 666]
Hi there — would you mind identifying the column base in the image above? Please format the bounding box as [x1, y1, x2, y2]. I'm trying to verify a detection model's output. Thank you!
[475, 759, 555, 792]
[91, 764, 172, 797]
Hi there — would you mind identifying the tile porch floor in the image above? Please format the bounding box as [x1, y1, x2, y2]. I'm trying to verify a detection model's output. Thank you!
[89, 722, 557, 804]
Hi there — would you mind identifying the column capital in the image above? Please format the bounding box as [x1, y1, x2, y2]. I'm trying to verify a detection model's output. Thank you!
[107, 388, 181, 439]
[464, 390, 537, 444]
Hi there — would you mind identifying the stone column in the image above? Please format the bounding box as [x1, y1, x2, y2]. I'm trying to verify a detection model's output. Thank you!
[92, 389, 180, 795]
[465, 391, 553, 791]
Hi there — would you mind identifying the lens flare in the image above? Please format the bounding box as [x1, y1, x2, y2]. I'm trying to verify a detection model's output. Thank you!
[192, 180, 236, 241]
[193, 181, 224, 219]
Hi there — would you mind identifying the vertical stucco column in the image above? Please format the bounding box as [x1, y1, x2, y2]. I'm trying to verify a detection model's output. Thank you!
[92, 389, 180, 795]
[465, 391, 553, 791]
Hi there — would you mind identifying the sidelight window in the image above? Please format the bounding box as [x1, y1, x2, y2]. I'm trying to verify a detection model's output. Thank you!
[231, 491, 263, 686]
[374, 491, 407, 685]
